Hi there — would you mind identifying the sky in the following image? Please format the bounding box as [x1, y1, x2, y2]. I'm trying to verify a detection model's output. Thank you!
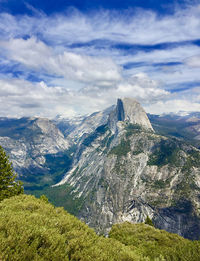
[0, 0, 200, 118]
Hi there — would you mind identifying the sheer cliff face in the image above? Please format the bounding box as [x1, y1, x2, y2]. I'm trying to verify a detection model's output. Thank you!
[117, 98, 154, 131]
[56, 98, 200, 240]
[109, 98, 154, 132]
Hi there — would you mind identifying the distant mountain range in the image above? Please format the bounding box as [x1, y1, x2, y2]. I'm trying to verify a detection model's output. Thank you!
[148, 112, 200, 149]
[1, 99, 200, 240]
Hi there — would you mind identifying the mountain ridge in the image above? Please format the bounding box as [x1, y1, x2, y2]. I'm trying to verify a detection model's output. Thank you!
[50, 99, 200, 239]
[1, 98, 200, 239]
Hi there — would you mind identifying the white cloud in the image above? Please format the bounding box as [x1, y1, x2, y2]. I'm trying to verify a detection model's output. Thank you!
[145, 85, 200, 114]
[0, 37, 51, 68]
[0, 73, 199, 118]
[0, 37, 121, 86]
[115, 44, 200, 88]
[0, 79, 74, 118]
[1, 4, 200, 46]
[145, 99, 200, 115]
[0, 73, 170, 118]
[0, 4, 200, 117]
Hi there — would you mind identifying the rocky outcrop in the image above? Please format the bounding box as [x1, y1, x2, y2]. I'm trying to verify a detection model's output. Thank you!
[65, 106, 114, 145]
[0, 117, 69, 177]
[109, 98, 154, 132]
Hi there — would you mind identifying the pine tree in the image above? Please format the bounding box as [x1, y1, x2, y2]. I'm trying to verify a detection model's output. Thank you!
[0, 146, 23, 201]
[144, 215, 154, 227]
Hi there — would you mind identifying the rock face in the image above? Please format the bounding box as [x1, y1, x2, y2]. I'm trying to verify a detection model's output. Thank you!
[66, 106, 114, 145]
[0, 117, 70, 188]
[55, 99, 200, 239]
[109, 98, 154, 132]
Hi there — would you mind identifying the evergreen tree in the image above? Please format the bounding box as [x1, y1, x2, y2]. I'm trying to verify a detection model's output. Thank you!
[0, 146, 23, 201]
[144, 215, 154, 226]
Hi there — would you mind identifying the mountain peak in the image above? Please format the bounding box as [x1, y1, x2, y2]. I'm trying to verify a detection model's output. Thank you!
[109, 98, 154, 131]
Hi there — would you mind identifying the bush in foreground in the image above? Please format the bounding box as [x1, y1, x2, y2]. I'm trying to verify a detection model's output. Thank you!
[1, 195, 200, 261]
[109, 222, 200, 260]
[0, 195, 142, 261]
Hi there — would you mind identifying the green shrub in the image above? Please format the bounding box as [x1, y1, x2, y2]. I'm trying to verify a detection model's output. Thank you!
[0, 195, 142, 261]
[1, 195, 199, 260]
[39, 194, 49, 203]
[109, 222, 200, 261]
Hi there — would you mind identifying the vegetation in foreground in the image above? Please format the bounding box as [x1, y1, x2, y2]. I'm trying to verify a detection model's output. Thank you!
[0, 195, 142, 261]
[0, 195, 200, 261]
[1, 144, 200, 260]
[109, 222, 200, 260]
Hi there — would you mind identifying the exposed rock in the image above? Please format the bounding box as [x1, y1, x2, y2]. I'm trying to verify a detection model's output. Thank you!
[65, 106, 114, 145]
[0, 117, 69, 178]
[109, 98, 154, 132]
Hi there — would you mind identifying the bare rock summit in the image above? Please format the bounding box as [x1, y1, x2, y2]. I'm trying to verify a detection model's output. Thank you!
[109, 98, 154, 132]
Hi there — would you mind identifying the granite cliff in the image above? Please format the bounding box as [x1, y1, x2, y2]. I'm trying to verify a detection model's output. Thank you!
[0, 117, 70, 189]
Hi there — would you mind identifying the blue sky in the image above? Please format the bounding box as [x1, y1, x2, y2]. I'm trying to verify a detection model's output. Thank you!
[0, 0, 192, 15]
[0, 0, 200, 117]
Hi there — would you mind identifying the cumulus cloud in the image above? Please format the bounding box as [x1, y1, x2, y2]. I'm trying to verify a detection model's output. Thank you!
[145, 85, 200, 114]
[0, 37, 121, 86]
[0, 79, 73, 118]
[0, 73, 170, 118]
[0, 37, 51, 68]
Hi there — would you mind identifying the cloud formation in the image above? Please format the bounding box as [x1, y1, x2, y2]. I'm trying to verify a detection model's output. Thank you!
[1, 5, 200, 45]
[0, 37, 121, 86]
[0, 73, 169, 118]
[0, 3, 200, 117]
